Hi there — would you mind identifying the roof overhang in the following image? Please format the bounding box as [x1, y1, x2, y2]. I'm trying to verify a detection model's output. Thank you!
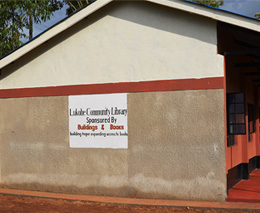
[0, 0, 260, 70]
[0, 0, 112, 70]
[150, 0, 260, 33]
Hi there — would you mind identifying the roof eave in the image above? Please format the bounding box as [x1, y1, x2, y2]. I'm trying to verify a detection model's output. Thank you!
[149, 0, 260, 32]
[1, 0, 260, 70]
[0, 0, 112, 70]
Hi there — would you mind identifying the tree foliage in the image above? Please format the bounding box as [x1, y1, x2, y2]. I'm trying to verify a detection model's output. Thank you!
[192, 0, 224, 8]
[23, 0, 63, 39]
[0, 0, 63, 58]
[0, 1, 27, 56]
[64, 0, 93, 15]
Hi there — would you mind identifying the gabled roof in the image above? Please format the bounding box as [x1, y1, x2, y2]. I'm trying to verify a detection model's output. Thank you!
[0, 0, 112, 70]
[0, 0, 260, 70]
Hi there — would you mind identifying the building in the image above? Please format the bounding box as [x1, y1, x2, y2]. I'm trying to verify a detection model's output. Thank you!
[0, 0, 260, 201]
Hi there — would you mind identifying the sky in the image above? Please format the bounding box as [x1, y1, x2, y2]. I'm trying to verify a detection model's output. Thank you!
[32, 4, 69, 38]
[219, 0, 260, 18]
[30, 0, 260, 41]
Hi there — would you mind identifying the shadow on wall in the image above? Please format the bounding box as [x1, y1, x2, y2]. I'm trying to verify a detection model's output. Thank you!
[108, 1, 216, 45]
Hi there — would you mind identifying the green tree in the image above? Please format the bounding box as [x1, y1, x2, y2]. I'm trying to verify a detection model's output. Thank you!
[23, 0, 63, 39]
[0, 1, 27, 56]
[0, 0, 63, 58]
[192, 0, 224, 8]
[64, 0, 92, 15]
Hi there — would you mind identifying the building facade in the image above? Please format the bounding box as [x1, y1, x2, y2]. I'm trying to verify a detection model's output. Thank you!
[0, 0, 259, 201]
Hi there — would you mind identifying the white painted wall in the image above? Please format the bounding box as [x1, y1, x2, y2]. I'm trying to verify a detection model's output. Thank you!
[0, 1, 224, 89]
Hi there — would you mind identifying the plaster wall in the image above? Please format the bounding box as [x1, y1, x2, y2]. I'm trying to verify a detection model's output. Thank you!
[0, 89, 226, 201]
[0, 1, 224, 90]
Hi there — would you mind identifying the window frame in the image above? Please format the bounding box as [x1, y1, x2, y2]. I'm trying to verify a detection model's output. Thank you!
[226, 93, 246, 147]
[248, 104, 256, 142]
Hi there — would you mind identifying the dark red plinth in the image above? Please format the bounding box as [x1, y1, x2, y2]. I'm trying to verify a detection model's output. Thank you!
[227, 169, 260, 203]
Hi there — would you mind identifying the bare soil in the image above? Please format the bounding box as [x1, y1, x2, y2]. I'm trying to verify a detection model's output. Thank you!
[0, 194, 250, 213]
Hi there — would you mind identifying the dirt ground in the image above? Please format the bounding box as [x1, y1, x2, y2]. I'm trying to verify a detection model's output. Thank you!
[0, 194, 252, 213]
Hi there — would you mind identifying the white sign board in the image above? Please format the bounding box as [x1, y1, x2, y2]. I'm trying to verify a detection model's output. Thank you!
[69, 93, 128, 149]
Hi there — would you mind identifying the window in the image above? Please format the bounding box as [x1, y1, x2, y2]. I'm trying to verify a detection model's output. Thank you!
[227, 93, 246, 146]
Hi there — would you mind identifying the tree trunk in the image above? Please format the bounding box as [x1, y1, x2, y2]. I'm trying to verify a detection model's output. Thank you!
[11, 5, 14, 49]
[29, 13, 33, 40]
